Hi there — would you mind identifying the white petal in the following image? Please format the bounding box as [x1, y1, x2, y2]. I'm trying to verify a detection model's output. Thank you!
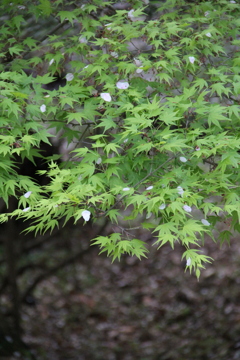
[123, 138, 128, 143]
[116, 80, 129, 90]
[82, 210, 91, 221]
[22, 207, 30, 212]
[177, 186, 184, 196]
[40, 104, 46, 113]
[66, 73, 74, 81]
[204, 11, 210, 16]
[186, 258, 191, 266]
[183, 205, 192, 213]
[195, 146, 200, 151]
[146, 186, 153, 190]
[96, 157, 102, 164]
[122, 187, 130, 191]
[110, 51, 118, 58]
[159, 204, 166, 210]
[100, 93, 112, 102]
[49, 59, 54, 65]
[179, 156, 187, 163]
[201, 219, 210, 226]
[84, 65, 89, 69]
[189, 56, 195, 64]
[44, 95, 50, 98]
[206, 32, 211, 37]
[24, 191, 32, 198]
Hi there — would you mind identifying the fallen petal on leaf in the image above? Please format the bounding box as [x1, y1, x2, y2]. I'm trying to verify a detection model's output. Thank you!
[116, 80, 129, 89]
[66, 73, 74, 81]
[24, 191, 32, 198]
[82, 210, 91, 221]
[179, 156, 187, 163]
[189, 56, 195, 64]
[201, 219, 210, 226]
[40, 104, 46, 113]
[100, 93, 112, 102]
[183, 205, 192, 213]
[159, 204, 166, 210]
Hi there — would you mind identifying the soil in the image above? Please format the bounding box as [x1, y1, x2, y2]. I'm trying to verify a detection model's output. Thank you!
[4, 227, 240, 360]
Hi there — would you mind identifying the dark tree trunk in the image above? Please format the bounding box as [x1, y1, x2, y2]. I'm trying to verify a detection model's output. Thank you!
[4, 200, 21, 336]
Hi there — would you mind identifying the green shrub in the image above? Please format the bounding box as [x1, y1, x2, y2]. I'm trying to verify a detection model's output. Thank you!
[0, 0, 240, 277]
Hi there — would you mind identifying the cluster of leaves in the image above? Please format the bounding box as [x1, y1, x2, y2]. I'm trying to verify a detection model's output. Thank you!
[0, 0, 240, 277]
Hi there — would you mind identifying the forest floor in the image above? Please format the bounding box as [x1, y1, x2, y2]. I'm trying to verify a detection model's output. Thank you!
[5, 224, 240, 360]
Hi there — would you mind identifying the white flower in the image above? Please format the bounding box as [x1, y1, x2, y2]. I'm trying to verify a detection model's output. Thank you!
[24, 191, 32, 198]
[66, 73, 74, 81]
[84, 65, 89, 69]
[79, 36, 87, 43]
[159, 204, 166, 210]
[100, 93, 112, 102]
[128, 9, 135, 19]
[201, 219, 210, 226]
[146, 185, 153, 190]
[96, 157, 102, 164]
[189, 56, 195, 64]
[177, 186, 184, 196]
[40, 104, 46, 113]
[49, 59, 54, 65]
[136, 67, 144, 73]
[82, 210, 91, 221]
[186, 258, 191, 266]
[179, 156, 187, 163]
[205, 32, 211, 37]
[17, 5, 25, 9]
[44, 95, 50, 98]
[122, 187, 130, 191]
[110, 51, 118, 58]
[146, 212, 152, 219]
[204, 11, 210, 17]
[22, 207, 30, 212]
[195, 146, 200, 151]
[183, 205, 192, 213]
[123, 138, 128, 143]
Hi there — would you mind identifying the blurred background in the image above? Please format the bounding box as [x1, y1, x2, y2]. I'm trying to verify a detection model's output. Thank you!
[1, 214, 240, 360]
